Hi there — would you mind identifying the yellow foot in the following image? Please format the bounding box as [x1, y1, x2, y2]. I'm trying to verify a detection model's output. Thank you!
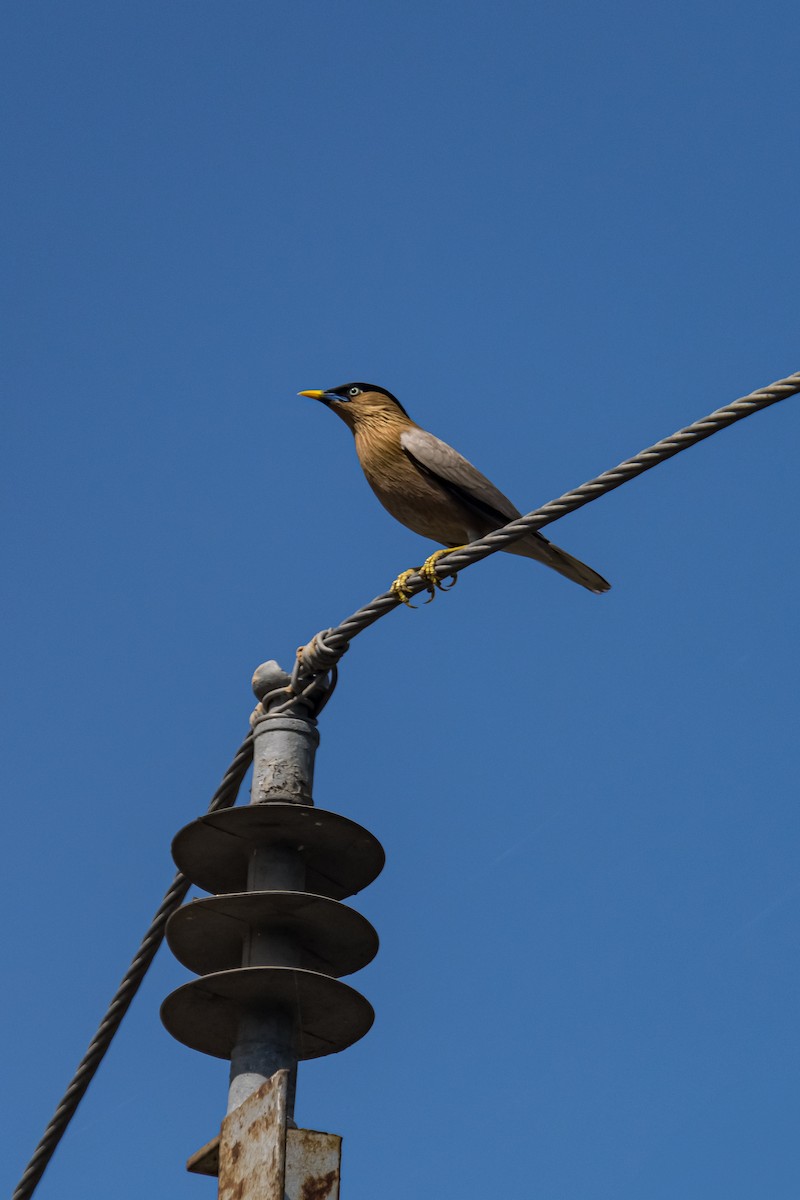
[390, 547, 467, 607]
[420, 546, 463, 596]
[391, 568, 420, 607]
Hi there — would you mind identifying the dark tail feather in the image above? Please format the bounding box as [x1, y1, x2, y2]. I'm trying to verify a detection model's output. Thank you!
[508, 532, 611, 594]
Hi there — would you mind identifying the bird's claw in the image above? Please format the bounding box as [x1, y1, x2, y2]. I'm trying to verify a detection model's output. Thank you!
[419, 549, 458, 597]
[391, 569, 421, 607]
[391, 549, 460, 608]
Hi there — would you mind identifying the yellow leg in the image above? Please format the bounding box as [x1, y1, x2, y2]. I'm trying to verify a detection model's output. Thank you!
[390, 546, 467, 607]
[390, 568, 421, 607]
[419, 546, 466, 594]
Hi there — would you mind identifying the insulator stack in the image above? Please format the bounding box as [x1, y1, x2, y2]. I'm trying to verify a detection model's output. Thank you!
[161, 667, 384, 1127]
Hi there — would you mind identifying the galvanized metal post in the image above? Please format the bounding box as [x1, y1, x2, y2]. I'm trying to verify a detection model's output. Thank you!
[162, 659, 384, 1199]
[227, 709, 320, 1119]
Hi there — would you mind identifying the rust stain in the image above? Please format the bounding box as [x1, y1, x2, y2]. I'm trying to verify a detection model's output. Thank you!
[300, 1169, 338, 1200]
[219, 1072, 289, 1199]
[256, 757, 310, 802]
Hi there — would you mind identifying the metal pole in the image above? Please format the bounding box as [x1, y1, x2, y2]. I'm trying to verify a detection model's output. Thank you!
[227, 710, 320, 1119]
[163, 659, 383, 1198]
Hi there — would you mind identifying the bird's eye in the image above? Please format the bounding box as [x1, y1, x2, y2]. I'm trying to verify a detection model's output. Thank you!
[348, 387, 361, 397]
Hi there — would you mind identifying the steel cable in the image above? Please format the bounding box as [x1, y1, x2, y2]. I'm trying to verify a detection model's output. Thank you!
[12, 734, 254, 1200]
[292, 369, 800, 674]
[14, 368, 799, 1197]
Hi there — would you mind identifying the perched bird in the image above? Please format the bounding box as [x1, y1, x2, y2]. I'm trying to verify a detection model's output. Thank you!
[299, 382, 610, 602]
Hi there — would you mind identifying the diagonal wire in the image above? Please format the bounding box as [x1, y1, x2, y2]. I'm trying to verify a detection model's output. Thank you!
[290, 368, 800, 678]
[11, 733, 254, 1200]
[13, 368, 799, 1197]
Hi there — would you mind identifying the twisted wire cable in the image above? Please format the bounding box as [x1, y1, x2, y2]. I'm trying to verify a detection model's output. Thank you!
[14, 368, 799, 1197]
[291, 369, 800, 677]
[12, 733, 254, 1200]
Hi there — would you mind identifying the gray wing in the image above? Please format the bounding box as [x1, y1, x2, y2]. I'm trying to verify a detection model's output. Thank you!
[400, 426, 522, 529]
[401, 426, 611, 592]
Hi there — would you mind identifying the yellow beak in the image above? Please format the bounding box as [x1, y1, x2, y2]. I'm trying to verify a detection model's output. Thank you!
[298, 390, 326, 400]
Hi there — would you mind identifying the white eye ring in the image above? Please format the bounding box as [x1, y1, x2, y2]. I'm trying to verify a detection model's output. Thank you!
[348, 386, 361, 397]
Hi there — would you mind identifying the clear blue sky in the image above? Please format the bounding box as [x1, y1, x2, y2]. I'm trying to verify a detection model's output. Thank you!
[3, 2, 799, 1197]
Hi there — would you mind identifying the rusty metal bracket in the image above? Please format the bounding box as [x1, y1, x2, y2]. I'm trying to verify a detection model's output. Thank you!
[187, 1069, 341, 1200]
[219, 1072, 288, 1200]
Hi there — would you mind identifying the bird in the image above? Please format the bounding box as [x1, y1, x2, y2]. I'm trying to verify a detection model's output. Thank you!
[298, 382, 610, 603]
